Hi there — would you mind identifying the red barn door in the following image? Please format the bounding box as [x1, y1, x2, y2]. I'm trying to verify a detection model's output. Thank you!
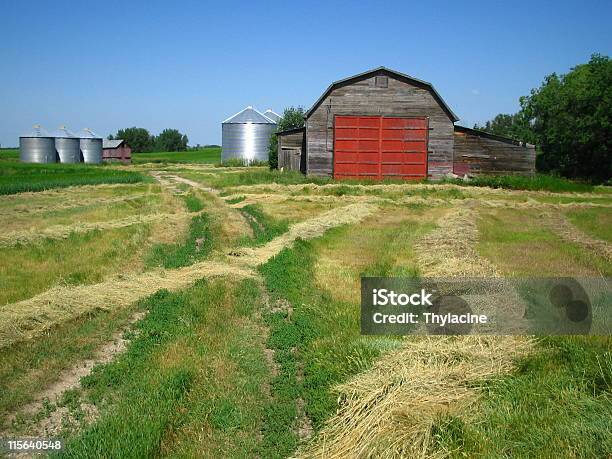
[333, 116, 428, 180]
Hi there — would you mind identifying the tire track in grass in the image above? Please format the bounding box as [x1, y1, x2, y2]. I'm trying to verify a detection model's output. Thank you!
[298, 203, 532, 459]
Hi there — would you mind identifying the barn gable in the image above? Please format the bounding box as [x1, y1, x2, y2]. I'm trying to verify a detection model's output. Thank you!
[305, 67, 457, 179]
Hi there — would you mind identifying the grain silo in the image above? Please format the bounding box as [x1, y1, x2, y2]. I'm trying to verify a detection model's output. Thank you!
[263, 109, 281, 123]
[79, 129, 103, 164]
[53, 126, 81, 163]
[19, 125, 57, 163]
[222, 106, 276, 163]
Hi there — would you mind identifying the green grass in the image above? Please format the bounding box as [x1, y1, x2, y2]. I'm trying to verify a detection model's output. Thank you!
[225, 195, 246, 204]
[145, 213, 214, 269]
[445, 173, 598, 193]
[239, 204, 289, 246]
[181, 192, 204, 213]
[57, 278, 269, 457]
[565, 208, 612, 242]
[131, 147, 221, 164]
[0, 305, 140, 422]
[0, 148, 19, 161]
[432, 336, 612, 458]
[0, 162, 148, 195]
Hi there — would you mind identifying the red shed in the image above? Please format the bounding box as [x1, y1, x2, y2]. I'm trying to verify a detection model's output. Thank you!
[102, 139, 132, 164]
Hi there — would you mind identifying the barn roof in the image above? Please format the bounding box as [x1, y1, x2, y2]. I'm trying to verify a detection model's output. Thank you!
[276, 126, 305, 136]
[103, 139, 125, 149]
[454, 125, 533, 147]
[305, 66, 459, 122]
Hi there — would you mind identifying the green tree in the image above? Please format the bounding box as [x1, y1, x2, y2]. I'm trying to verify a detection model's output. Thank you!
[113, 127, 155, 153]
[520, 54, 611, 181]
[155, 129, 189, 152]
[474, 113, 534, 143]
[268, 106, 306, 169]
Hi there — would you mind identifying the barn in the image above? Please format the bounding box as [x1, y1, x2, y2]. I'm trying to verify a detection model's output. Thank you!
[102, 139, 132, 164]
[277, 67, 535, 179]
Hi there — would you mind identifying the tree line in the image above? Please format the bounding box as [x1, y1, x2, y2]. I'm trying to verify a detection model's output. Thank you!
[108, 127, 188, 153]
[474, 54, 611, 183]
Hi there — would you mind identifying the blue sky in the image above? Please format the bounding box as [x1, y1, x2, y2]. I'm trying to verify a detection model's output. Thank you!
[1, 0, 610, 146]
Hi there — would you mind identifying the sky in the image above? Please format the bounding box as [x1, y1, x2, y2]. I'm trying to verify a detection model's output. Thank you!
[1, 0, 611, 147]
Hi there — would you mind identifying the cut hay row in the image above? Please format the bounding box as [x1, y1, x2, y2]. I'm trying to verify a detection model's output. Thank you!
[543, 211, 612, 262]
[299, 337, 532, 459]
[0, 192, 150, 217]
[299, 204, 531, 459]
[221, 181, 607, 199]
[0, 261, 255, 348]
[228, 202, 378, 267]
[152, 172, 219, 195]
[0, 182, 146, 201]
[0, 211, 190, 248]
[0, 202, 376, 348]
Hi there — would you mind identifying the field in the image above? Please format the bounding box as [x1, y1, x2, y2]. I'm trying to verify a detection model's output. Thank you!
[0, 160, 610, 457]
[132, 147, 221, 164]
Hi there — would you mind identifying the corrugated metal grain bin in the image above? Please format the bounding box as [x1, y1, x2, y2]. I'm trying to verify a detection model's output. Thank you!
[53, 126, 81, 163]
[19, 125, 57, 163]
[263, 109, 281, 123]
[222, 106, 276, 163]
[79, 128, 103, 164]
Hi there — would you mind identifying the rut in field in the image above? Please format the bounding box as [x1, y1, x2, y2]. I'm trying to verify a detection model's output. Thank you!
[543, 211, 612, 262]
[0, 211, 190, 248]
[299, 204, 532, 459]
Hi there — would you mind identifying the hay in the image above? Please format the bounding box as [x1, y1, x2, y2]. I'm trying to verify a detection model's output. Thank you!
[299, 336, 532, 459]
[230, 202, 377, 266]
[543, 211, 612, 262]
[297, 203, 531, 458]
[0, 211, 190, 248]
[0, 261, 255, 348]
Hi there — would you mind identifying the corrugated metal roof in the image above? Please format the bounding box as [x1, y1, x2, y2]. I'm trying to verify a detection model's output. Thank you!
[222, 106, 276, 124]
[78, 128, 102, 139]
[22, 124, 52, 138]
[103, 139, 125, 149]
[263, 109, 281, 122]
[51, 126, 77, 138]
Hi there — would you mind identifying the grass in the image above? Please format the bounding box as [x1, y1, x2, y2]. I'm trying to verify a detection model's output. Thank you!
[478, 208, 611, 276]
[0, 302, 141, 422]
[432, 336, 612, 458]
[181, 192, 204, 213]
[239, 204, 289, 246]
[0, 162, 148, 195]
[0, 225, 152, 305]
[565, 207, 612, 242]
[131, 147, 221, 164]
[145, 213, 214, 269]
[0, 148, 19, 161]
[57, 278, 269, 457]
[445, 173, 598, 193]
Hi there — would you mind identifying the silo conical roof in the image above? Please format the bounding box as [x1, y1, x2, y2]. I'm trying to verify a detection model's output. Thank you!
[52, 126, 77, 138]
[263, 109, 281, 122]
[223, 106, 276, 124]
[78, 128, 102, 139]
[22, 124, 52, 138]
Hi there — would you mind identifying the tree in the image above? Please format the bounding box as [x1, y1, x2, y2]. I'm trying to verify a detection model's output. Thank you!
[474, 113, 533, 143]
[520, 54, 611, 182]
[268, 106, 306, 169]
[155, 129, 189, 152]
[113, 127, 154, 153]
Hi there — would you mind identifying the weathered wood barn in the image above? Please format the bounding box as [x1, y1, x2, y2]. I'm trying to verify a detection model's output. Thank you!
[277, 67, 535, 179]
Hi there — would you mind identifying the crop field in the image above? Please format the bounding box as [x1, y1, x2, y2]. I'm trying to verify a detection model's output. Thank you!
[0, 162, 610, 457]
[131, 147, 221, 164]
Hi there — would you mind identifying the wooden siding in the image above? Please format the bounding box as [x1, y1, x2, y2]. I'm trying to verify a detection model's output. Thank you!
[453, 128, 535, 176]
[103, 146, 132, 164]
[277, 130, 305, 172]
[306, 73, 455, 179]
